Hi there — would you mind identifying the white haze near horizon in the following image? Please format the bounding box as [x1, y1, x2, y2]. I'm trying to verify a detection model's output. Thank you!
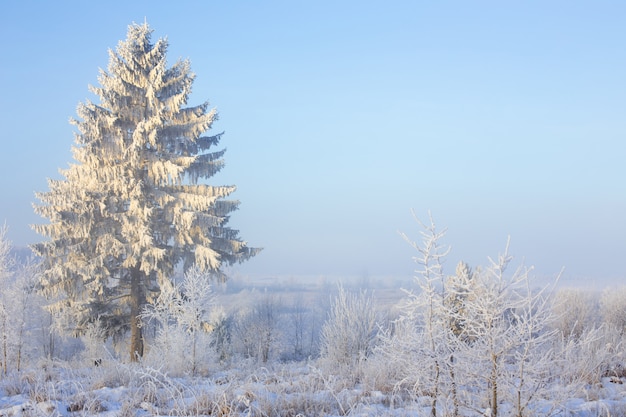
[0, 1, 624, 288]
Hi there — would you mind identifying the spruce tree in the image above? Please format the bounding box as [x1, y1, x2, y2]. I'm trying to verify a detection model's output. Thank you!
[32, 23, 259, 361]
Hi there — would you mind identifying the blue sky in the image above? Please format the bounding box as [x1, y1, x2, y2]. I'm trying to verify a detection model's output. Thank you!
[0, 1, 624, 285]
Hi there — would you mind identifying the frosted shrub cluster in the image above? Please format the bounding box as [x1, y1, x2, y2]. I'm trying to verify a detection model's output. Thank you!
[319, 285, 378, 381]
[141, 265, 219, 376]
[600, 287, 626, 336]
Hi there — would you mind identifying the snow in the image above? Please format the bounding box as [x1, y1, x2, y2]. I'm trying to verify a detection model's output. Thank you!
[2, 364, 626, 416]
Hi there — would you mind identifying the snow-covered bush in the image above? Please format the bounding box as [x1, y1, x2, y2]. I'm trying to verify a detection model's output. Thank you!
[141, 265, 219, 376]
[319, 285, 378, 382]
[546, 288, 626, 385]
[552, 325, 615, 387]
[551, 287, 599, 340]
[79, 319, 111, 367]
[600, 287, 626, 336]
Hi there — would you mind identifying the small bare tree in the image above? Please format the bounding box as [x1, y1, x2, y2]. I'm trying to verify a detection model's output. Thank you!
[380, 213, 562, 417]
[0, 225, 13, 375]
[0, 227, 46, 374]
[288, 295, 311, 360]
[457, 245, 560, 417]
[232, 292, 282, 363]
[10, 258, 43, 371]
[397, 211, 449, 417]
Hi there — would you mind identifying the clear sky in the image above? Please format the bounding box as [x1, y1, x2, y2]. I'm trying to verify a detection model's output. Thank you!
[0, 1, 624, 286]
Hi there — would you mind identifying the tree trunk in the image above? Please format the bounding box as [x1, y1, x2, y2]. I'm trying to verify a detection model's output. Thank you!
[2, 315, 7, 375]
[16, 324, 24, 372]
[431, 359, 439, 417]
[490, 353, 498, 417]
[130, 267, 145, 361]
[450, 354, 459, 417]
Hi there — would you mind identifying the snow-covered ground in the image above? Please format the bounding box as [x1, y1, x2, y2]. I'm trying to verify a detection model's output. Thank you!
[2, 361, 626, 417]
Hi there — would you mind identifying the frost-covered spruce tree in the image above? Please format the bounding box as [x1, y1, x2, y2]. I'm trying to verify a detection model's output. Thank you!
[32, 23, 259, 361]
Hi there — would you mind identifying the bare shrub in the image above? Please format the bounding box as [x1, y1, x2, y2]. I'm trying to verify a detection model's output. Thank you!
[67, 391, 107, 413]
[232, 292, 283, 363]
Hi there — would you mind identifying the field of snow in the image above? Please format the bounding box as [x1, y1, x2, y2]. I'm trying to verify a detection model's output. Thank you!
[2, 359, 626, 417]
